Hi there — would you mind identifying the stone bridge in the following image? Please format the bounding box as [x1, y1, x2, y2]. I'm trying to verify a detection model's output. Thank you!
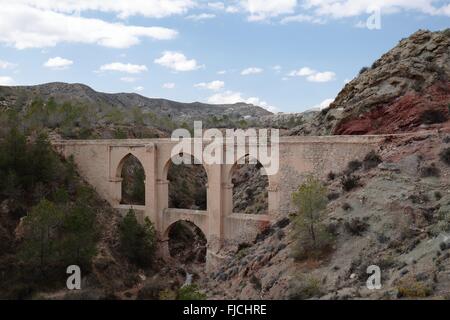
[52, 135, 386, 267]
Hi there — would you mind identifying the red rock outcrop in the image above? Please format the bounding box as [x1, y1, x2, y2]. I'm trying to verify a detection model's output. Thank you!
[334, 83, 450, 135]
[289, 29, 450, 136]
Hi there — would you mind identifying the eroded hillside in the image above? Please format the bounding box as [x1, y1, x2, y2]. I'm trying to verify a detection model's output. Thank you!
[289, 29, 450, 136]
[203, 131, 450, 299]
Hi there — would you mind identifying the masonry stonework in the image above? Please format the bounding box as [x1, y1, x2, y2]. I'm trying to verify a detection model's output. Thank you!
[52, 135, 385, 269]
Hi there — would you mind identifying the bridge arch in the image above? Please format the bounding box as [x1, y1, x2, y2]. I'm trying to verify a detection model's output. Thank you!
[163, 153, 209, 211]
[225, 154, 270, 215]
[117, 153, 146, 205]
[162, 152, 210, 182]
[163, 219, 208, 263]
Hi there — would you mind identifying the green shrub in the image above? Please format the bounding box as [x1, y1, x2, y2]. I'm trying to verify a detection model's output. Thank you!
[440, 148, 450, 165]
[444, 28, 450, 38]
[327, 171, 336, 181]
[291, 176, 334, 261]
[346, 160, 362, 174]
[19, 199, 64, 270]
[52, 187, 69, 204]
[443, 135, 450, 144]
[159, 289, 177, 300]
[420, 163, 440, 177]
[397, 276, 432, 298]
[359, 67, 369, 75]
[114, 128, 128, 139]
[177, 285, 206, 300]
[288, 275, 323, 300]
[342, 202, 353, 211]
[432, 209, 450, 235]
[420, 109, 448, 125]
[60, 200, 98, 268]
[19, 198, 97, 271]
[344, 218, 369, 236]
[363, 150, 382, 170]
[341, 174, 360, 192]
[250, 275, 262, 290]
[119, 210, 156, 268]
[327, 192, 340, 201]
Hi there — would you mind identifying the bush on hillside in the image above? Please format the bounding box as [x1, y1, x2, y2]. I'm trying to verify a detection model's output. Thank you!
[363, 150, 382, 170]
[420, 163, 440, 177]
[346, 160, 362, 174]
[0, 129, 100, 299]
[291, 176, 334, 261]
[420, 109, 448, 125]
[359, 67, 370, 75]
[119, 210, 157, 268]
[341, 174, 360, 192]
[177, 285, 206, 300]
[440, 148, 450, 165]
[288, 275, 323, 300]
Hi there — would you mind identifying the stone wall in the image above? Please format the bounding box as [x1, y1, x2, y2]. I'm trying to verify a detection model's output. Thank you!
[52, 135, 386, 264]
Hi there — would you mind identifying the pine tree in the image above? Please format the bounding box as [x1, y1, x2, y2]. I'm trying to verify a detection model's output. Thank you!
[19, 199, 63, 271]
[291, 176, 333, 260]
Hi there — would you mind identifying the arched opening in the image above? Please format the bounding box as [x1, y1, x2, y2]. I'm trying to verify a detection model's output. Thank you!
[231, 155, 268, 214]
[167, 221, 207, 264]
[166, 154, 207, 210]
[119, 154, 145, 205]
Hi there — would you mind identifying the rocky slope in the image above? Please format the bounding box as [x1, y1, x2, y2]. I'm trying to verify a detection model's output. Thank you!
[203, 131, 450, 299]
[289, 29, 450, 136]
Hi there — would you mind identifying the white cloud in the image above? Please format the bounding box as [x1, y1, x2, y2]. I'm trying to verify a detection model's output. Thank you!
[100, 62, 148, 74]
[134, 86, 144, 92]
[195, 80, 225, 91]
[307, 71, 336, 82]
[186, 13, 216, 20]
[226, 6, 240, 13]
[217, 70, 227, 75]
[163, 82, 176, 89]
[43, 56, 73, 70]
[120, 77, 137, 83]
[302, 0, 450, 19]
[13, 0, 196, 19]
[240, 0, 297, 21]
[154, 51, 201, 72]
[207, 90, 278, 112]
[207, 91, 242, 104]
[0, 3, 178, 49]
[208, 2, 240, 13]
[0, 60, 16, 69]
[309, 98, 334, 110]
[208, 2, 225, 10]
[241, 67, 263, 75]
[288, 67, 315, 77]
[0, 76, 14, 85]
[288, 67, 336, 82]
[281, 14, 324, 24]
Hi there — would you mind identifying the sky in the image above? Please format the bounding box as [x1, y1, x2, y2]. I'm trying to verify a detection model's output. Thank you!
[0, 1, 449, 113]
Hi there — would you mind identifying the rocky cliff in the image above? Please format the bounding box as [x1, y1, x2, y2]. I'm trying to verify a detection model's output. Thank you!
[289, 29, 450, 136]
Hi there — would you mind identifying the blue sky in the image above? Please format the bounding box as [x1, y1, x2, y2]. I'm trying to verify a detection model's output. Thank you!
[0, 1, 449, 113]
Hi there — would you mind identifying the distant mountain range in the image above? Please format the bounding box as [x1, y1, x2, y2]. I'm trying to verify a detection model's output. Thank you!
[0, 82, 272, 122]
